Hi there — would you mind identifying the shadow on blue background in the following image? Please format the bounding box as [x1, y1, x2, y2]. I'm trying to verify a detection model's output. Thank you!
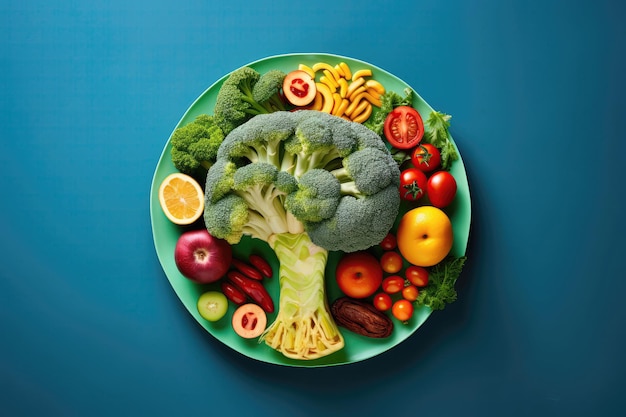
[1, 1, 624, 416]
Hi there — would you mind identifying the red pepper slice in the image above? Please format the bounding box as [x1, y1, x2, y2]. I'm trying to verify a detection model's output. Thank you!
[248, 254, 273, 278]
[227, 270, 274, 313]
[220, 281, 247, 305]
[232, 258, 263, 281]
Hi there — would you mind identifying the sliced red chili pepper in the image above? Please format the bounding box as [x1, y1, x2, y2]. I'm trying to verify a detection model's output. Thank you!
[248, 254, 273, 278]
[227, 270, 274, 313]
[232, 258, 263, 281]
[220, 281, 247, 305]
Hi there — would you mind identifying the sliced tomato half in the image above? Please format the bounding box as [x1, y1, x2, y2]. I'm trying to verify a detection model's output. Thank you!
[383, 106, 424, 149]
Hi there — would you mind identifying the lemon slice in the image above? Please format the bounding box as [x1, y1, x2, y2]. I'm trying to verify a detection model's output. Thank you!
[158, 173, 205, 225]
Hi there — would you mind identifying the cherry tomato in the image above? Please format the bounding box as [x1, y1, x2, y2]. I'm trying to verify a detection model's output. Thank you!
[380, 251, 403, 274]
[335, 251, 383, 299]
[405, 265, 429, 287]
[379, 233, 397, 251]
[373, 292, 393, 311]
[411, 144, 441, 172]
[427, 171, 457, 208]
[399, 168, 428, 201]
[382, 275, 405, 294]
[392, 299, 414, 322]
[402, 285, 419, 302]
[383, 106, 424, 149]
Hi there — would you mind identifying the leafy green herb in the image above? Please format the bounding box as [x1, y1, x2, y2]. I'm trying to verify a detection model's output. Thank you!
[416, 256, 467, 311]
[422, 111, 459, 170]
[364, 88, 414, 136]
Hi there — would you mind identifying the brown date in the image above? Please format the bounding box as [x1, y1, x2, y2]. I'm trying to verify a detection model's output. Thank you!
[331, 297, 394, 338]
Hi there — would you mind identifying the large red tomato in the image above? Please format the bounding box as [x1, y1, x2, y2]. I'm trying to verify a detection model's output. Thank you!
[335, 252, 383, 299]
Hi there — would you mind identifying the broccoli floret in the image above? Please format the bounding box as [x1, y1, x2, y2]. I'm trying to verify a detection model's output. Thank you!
[203, 110, 401, 361]
[214, 67, 288, 135]
[331, 147, 400, 196]
[169, 114, 224, 177]
[306, 185, 400, 252]
[252, 69, 287, 111]
[284, 169, 341, 222]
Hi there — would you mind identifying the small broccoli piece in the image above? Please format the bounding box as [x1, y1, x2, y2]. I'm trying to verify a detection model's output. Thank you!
[214, 67, 289, 135]
[203, 110, 401, 360]
[252, 69, 287, 111]
[169, 114, 224, 177]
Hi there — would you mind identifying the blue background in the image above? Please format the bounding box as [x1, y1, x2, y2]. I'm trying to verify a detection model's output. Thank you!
[2, 0, 625, 416]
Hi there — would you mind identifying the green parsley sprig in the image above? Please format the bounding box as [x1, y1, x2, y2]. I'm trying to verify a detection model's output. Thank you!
[416, 256, 467, 311]
[422, 111, 459, 170]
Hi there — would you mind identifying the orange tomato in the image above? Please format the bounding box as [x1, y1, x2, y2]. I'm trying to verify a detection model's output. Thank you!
[402, 285, 419, 302]
[380, 251, 403, 274]
[335, 251, 383, 299]
[392, 299, 414, 322]
[382, 275, 405, 294]
[406, 265, 429, 287]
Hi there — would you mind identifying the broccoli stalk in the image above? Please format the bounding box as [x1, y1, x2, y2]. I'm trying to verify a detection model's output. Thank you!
[204, 110, 401, 360]
[263, 233, 336, 358]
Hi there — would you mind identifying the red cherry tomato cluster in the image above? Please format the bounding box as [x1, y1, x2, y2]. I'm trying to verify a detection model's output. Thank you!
[334, 232, 436, 325]
[400, 150, 457, 207]
[370, 233, 432, 323]
[383, 106, 458, 208]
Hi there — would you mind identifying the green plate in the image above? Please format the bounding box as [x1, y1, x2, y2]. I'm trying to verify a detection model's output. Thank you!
[150, 53, 471, 367]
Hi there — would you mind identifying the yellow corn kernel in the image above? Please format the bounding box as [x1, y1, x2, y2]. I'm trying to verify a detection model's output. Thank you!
[312, 63, 341, 81]
[304, 91, 323, 111]
[351, 102, 373, 124]
[363, 91, 382, 107]
[315, 82, 334, 114]
[344, 95, 363, 117]
[345, 77, 365, 98]
[334, 98, 350, 117]
[348, 85, 366, 102]
[322, 69, 340, 88]
[298, 64, 316, 79]
[338, 78, 349, 98]
[319, 76, 337, 93]
[366, 87, 381, 101]
[338, 62, 352, 80]
[352, 69, 372, 80]
[365, 79, 385, 94]
[331, 93, 343, 115]
[334, 64, 345, 78]
[349, 99, 370, 120]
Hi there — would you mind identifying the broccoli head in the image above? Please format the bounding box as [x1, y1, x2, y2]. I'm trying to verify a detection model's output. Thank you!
[213, 67, 287, 135]
[169, 114, 224, 177]
[203, 110, 401, 361]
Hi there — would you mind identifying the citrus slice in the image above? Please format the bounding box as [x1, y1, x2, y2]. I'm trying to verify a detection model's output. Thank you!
[158, 173, 205, 225]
